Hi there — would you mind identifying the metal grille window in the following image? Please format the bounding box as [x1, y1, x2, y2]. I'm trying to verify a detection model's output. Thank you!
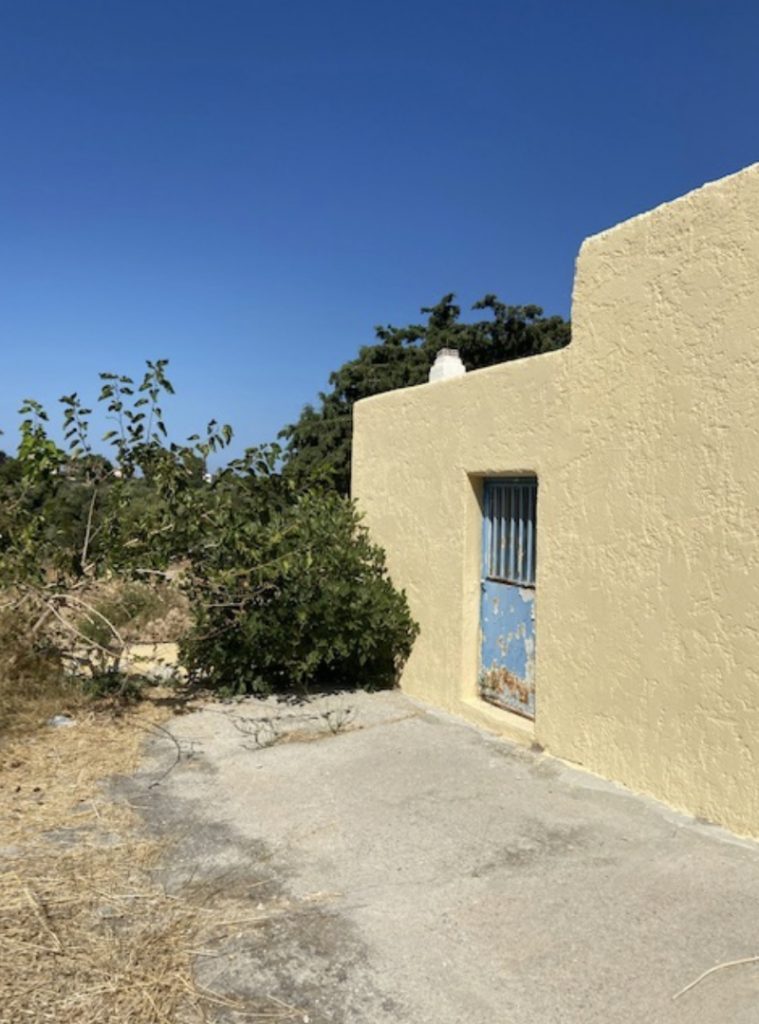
[484, 477, 537, 587]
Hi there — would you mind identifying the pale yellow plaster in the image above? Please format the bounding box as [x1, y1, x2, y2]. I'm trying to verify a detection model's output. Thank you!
[352, 162, 759, 837]
[119, 642, 183, 681]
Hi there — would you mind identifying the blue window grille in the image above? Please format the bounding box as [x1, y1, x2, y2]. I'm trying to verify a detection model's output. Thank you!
[484, 477, 537, 587]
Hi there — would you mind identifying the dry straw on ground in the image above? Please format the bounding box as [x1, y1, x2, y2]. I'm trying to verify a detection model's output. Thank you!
[0, 694, 305, 1023]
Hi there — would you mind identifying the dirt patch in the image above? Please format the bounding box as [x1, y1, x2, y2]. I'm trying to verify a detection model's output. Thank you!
[109, 711, 405, 1024]
[0, 694, 308, 1023]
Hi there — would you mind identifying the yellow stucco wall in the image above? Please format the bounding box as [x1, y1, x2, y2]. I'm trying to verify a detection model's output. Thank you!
[352, 162, 759, 837]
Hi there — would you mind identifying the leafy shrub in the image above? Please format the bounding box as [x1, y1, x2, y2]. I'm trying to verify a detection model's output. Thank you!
[180, 488, 418, 695]
[0, 363, 419, 703]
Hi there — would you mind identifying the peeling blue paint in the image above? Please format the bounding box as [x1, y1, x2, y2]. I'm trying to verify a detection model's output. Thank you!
[479, 478, 537, 719]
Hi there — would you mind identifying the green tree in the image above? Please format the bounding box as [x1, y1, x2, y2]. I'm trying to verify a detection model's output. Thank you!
[0, 362, 418, 698]
[279, 294, 570, 494]
[181, 449, 418, 695]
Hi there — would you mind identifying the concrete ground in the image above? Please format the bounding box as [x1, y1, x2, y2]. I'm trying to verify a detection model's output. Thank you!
[122, 690, 759, 1023]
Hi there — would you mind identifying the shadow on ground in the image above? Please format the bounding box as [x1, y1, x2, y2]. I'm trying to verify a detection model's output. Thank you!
[116, 690, 759, 1024]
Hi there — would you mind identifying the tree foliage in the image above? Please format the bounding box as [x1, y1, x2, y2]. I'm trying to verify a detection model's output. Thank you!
[0, 289, 568, 699]
[0, 361, 417, 697]
[280, 293, 570, 493]
[181, 470, 417, 695]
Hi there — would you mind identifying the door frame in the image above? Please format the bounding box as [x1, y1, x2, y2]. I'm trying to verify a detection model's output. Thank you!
[464, 472, 539, 730]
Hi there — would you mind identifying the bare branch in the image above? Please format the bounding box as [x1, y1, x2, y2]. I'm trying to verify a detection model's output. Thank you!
[80, 485, 98, 573]
[673, 955, 759, 1000]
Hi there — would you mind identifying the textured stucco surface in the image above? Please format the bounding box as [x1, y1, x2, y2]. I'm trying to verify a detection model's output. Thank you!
[352, 162, 759, 837]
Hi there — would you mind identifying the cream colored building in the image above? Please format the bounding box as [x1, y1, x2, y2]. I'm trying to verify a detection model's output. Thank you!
[352, 162, 759, 838]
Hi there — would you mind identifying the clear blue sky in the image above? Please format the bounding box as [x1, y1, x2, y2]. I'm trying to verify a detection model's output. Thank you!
[2, 0, 758, 456]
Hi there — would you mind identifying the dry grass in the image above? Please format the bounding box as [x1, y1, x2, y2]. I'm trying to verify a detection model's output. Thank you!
[75, 579, 192, 647]
[0, 694, 305, 1023]
[0, 604, 85, 738]
[0, 579, 190, 740]
[0, 672, 85, 740]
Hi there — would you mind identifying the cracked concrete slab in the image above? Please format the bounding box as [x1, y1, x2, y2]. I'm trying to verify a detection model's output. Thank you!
[121, 690, 759, 1023]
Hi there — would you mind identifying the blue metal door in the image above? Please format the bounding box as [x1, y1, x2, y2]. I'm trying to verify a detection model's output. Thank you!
[479, 477, 537, 719]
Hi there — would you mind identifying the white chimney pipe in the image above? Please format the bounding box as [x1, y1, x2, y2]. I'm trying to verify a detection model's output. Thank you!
[428, 348, 466, 383]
